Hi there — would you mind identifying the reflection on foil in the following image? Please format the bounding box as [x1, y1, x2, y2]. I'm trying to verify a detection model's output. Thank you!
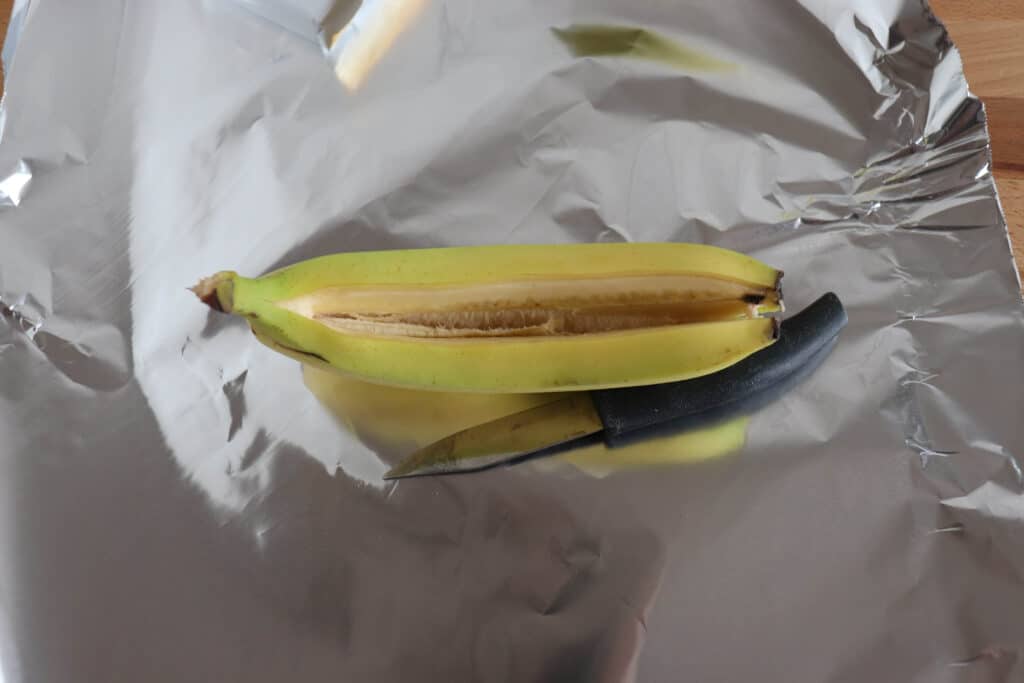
[943, 479, 1024, 583]
[944, 481, 1024, 524]
[0, 160, 32, 207]
[326, 0, 429, 90]
[0, 295, 41, 339]
[553, 24, 734, 72]
[302, 365, 557, 453]
[303, 366, 750, 479]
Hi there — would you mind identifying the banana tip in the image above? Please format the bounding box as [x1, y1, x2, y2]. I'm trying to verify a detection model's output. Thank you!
[190, 271, 236, 313]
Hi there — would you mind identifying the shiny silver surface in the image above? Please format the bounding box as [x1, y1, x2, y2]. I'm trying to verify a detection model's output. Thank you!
[2, 0, 1023, 680]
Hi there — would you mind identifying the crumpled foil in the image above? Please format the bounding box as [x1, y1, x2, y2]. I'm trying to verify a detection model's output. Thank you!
[2, 0, 1024, 680]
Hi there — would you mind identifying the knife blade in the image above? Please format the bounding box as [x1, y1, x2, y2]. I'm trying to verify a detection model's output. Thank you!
[382, 392, 603, 479]
[384, 292, 847, 479]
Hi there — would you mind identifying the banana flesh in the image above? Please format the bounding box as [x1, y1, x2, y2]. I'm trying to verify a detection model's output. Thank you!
[194, 242, 783, 393]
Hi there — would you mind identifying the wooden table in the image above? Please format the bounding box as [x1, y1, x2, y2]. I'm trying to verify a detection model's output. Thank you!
[0, 2, 1019, 272]
[931, 0, 1024, 275]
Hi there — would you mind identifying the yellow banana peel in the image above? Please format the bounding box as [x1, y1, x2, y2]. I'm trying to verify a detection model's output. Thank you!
[196, 242, 783, 393]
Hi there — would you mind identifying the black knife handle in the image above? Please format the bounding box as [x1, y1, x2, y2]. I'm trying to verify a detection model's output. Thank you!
[591, 292, 848, 447]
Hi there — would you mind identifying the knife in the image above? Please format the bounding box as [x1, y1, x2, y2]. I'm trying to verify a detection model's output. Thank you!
[383, 291, 848, 479]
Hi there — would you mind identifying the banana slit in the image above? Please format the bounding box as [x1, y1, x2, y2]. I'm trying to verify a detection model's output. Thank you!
[281, 275, 780, 340]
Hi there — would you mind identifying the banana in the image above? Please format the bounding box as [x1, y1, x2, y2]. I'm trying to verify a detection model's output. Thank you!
[194, 242, 783, 393]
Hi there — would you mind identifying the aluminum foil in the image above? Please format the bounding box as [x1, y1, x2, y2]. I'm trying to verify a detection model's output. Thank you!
[2, 0, 1024, 680]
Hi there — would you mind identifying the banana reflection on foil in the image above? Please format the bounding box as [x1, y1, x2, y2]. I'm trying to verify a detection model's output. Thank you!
[324, 0, 429, 91]
[323, 10, 733, 93]
[302, 367, 751, 479]
[553, 24, 735, 73]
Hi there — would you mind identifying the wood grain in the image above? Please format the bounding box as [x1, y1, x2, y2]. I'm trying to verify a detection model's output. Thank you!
[0, 0, 1018, 274]
[996, 169, 1024, 271]
[931, 0, 1024, 280]
[932, 15, 1024, 170]
[927, 0, 1024, 22]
